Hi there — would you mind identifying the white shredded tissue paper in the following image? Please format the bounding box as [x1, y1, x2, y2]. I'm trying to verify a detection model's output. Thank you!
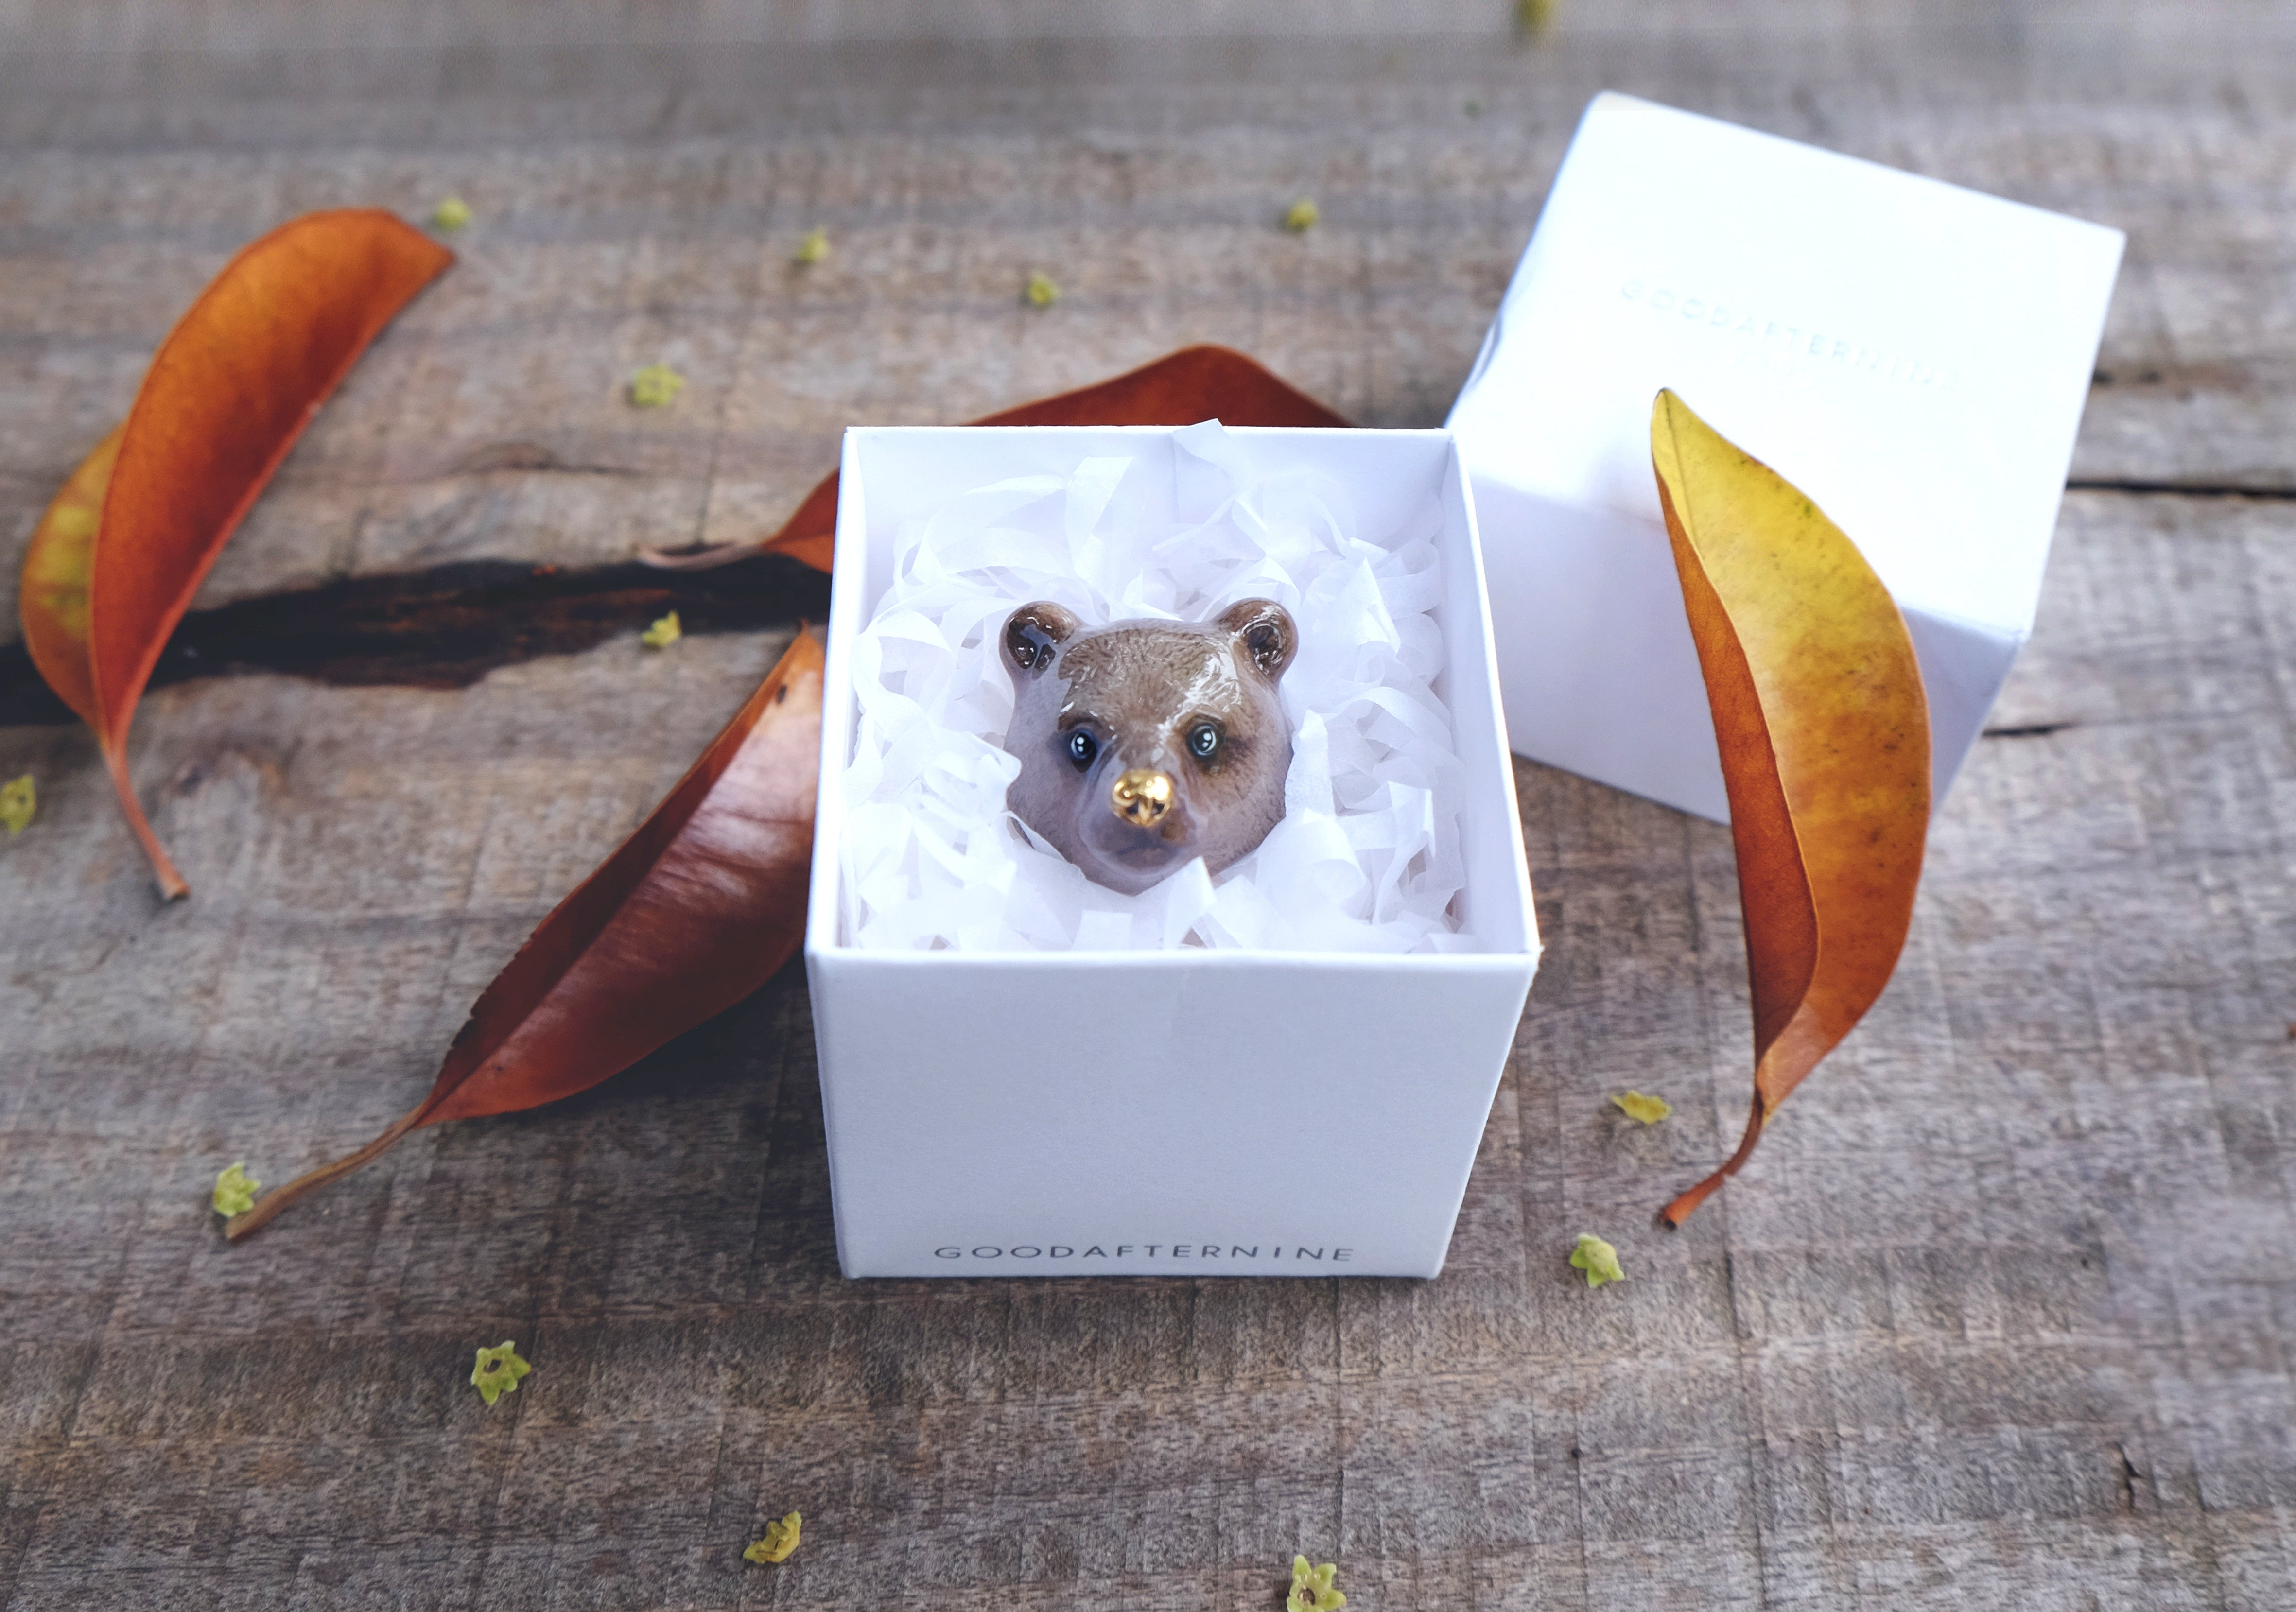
[841, 422, 1470, 952]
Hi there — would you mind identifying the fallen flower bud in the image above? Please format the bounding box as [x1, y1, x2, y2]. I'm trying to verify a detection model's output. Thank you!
[1026, 271, 1060, 308]
[745, 1511, 802, 1563]
[431, 196, 472, 232]
[1287, 1555, 1346, 1612]
[629, 363, 685, 409]
[1284, 198, 1320, 233]
[211, 1162, 260, 1216]
[1611, 1091, 1672, 1125]
[1569, 1232, 1624, 1289]
[794, 227, 828, 265]
[0, 774, 33, 835]
[470, 1341, 532, 1406]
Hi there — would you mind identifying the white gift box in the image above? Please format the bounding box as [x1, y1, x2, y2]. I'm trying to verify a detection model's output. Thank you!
[1447, 92, 2125, 820]
[806, 426, 1539, 1278]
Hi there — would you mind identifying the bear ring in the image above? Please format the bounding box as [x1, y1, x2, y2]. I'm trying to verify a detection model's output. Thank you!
[999, 598, 1297, 896]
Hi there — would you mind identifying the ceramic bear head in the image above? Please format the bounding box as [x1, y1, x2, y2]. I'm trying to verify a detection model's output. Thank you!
[1000, 599, 1297, 896]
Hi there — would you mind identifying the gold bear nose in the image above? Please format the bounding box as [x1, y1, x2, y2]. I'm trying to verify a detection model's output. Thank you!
[1110, 768, 1174, 827]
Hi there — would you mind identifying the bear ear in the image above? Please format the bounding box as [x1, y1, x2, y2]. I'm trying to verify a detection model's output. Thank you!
[1218, 598, 1297, 680]
[1003, 601, 1081, 676]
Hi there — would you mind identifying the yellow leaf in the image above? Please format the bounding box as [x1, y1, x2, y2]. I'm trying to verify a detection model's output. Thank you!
[1612, 1091, 1672, 1125]
[1284, 198, 1320, 233]
[1569, 1232, 1623, 1289]
[641, 611, 682, 650]
[1026, 271, 1060, 309]
[471, 1341, 532, 1406]
[211, 1161, 260, 1216]
[1287, 1555, 1346, 1612]
[794, 227, 828, 265]
[431, 196, 472, 232]
[1649, 390, 1929, 1226]
[629, 363, 685, 409]
[745, 1511, 802, 1563]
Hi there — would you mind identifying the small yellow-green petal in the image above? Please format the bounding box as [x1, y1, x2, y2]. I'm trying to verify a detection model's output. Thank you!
[794, 227, 828, 265]
[211, 1162, 260, 1217]
[1569, 1232, 1624, 1289]
[641, 611, 682, 650]
[629, 363, 686, 409]
[1612, 1090, 1673, 1125]
[1026, 271, 1060, 308]
[1284, 197, 1320, 233]
[431, 196, 472, 232]
[0, 774, 34, 835]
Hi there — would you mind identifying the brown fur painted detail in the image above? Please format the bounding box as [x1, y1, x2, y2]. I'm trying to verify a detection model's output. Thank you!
[1001, 600, 1296, 896]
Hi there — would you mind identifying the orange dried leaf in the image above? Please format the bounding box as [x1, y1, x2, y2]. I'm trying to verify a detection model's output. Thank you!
[18, 209, 453, 898]
[1650, 390, 1930, 1226]
[226, 631, 824, 1240]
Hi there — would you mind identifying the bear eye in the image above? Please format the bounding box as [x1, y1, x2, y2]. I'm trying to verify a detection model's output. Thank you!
[1065, 730, 1098, 770]
[1187, 722, 1221, 761]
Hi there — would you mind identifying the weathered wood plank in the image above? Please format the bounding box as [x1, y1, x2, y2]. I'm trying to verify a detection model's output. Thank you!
[2, 7, 2295, 1609]
[3, 16, 2295, 652]
[2, 486, 2291, 1609]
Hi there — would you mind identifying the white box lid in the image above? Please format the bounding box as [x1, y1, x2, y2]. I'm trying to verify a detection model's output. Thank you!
[1446, 92, 2124, 816]
[1452, 91, 2124, 639]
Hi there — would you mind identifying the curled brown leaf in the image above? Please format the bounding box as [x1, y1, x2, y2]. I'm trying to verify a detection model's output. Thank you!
[19, 210, 453, 897]
[1649, 390, 1930, 1225]
[228, 630, 823, 1240]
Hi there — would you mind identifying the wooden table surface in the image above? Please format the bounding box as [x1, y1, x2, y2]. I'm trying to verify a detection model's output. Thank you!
[2, 4, 2293, 1608]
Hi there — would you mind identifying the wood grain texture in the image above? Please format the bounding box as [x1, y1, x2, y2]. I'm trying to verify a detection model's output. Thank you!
[2, 5, 2293, 1609]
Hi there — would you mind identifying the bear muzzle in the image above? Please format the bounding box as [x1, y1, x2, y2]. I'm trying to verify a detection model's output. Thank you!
[1079, 766, 1197, 893]
[1110, 767, 1175, 827]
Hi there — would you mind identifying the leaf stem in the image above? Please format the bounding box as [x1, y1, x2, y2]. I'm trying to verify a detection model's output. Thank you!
[105, 740, 187, 900]
[1659, 1095, 1767, 1228]
[225, 1104, 424, 1241]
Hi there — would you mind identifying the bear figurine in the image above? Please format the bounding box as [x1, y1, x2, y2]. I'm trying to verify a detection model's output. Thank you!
[1000, 598, 1297, 896]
